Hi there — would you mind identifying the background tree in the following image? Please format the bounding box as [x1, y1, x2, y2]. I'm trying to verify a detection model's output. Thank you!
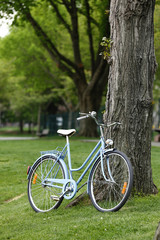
[0, 0, 110, 136]
[0, 27, 54, 132]
[0, 59, 13, 127]
[104, 0, 157, 194]
[0, 23, 79, 132]
[0, 59, 12, 105]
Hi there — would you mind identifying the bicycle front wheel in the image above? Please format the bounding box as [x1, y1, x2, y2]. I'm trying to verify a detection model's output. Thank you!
[28, 155, 66, 213]
[88, 150, 133, 212]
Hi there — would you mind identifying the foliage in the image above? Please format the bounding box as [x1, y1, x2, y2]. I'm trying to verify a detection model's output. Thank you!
[0, 20, 79, 125]
[0, 0, 108, 74]
[0, 138, 160, 239]
[156, 0, 160, 6]
[0, 59, 13, 105]
[99, 37, 111, 60]
[0, 30, 52, 125]
[0, 0, 110, 137]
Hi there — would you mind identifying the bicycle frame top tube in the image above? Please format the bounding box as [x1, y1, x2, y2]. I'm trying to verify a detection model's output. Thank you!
[55, 111, 118, 186]
[64, 131, 105, 185]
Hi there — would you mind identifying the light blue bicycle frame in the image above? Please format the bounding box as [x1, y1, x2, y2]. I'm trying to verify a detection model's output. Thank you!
[65, 134, 105, 185]
[42, 125, 114, 200]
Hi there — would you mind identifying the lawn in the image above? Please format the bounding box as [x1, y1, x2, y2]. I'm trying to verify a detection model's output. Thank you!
[0, 137, 160, 240]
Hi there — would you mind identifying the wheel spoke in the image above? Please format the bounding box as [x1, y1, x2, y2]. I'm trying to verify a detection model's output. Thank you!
[28, 156, 65, 212]
[89, 150, 133, 212]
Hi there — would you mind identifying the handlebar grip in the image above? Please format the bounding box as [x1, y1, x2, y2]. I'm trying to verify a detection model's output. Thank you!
[77, 115, 89, 121]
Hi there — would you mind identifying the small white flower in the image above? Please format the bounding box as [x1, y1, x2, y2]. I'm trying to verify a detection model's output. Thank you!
[102, 37, 107, 41]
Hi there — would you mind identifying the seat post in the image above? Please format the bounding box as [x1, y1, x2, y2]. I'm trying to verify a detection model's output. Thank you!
[66, 136, 73, 178]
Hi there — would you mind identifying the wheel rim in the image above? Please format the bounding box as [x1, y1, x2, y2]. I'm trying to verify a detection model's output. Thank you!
[28, 157, 65, 212]
[90, 153, 131, 212]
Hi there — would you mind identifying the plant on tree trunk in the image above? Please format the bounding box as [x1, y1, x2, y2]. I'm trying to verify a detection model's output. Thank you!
[104, 0, 158, 194]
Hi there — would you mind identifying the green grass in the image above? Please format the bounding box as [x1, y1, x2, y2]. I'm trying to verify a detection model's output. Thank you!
[0, 137, 160, 240]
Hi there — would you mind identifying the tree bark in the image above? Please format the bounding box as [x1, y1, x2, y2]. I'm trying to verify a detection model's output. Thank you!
[154, 222, 160, 240]
[19, 118, 23, 133]
[104, 0, 157, 194]
[37, 105, 41, 135]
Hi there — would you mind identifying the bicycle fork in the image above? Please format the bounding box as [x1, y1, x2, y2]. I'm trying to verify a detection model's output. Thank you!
[100, 149, 116, 184]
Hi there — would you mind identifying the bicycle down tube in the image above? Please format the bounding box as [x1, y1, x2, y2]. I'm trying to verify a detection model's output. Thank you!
[57, 135, 101, 180]
[43, 126, 112, 188]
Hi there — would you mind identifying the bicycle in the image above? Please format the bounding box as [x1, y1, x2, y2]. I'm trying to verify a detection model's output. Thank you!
[27, 111, 133, 213]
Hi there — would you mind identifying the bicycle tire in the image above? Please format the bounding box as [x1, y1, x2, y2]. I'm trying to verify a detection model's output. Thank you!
[88, 150, 133, 212]
[28, 155, 66, 213]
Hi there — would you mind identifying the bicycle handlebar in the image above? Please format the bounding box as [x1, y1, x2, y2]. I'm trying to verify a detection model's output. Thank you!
[77, 115, 90, 121]
[77, 111, 121, 128]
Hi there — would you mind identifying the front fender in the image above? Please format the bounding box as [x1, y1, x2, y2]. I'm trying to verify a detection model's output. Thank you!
[87, 148, 115, 193]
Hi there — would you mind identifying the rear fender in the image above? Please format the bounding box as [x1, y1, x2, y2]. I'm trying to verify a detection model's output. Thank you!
[27, 154, 69, 180]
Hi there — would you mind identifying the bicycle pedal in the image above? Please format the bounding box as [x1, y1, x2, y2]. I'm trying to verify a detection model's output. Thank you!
[50, 195, 59, 201]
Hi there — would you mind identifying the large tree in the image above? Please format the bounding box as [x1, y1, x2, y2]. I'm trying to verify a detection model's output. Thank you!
[104, 0, 158, 194]
[0, 22, 80, 132]
[0, 0, 110, 136]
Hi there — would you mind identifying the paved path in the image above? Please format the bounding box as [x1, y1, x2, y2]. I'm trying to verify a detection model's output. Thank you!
[152, 142, 160, 147]
[81, 139, 160, 147]
[0, 137, 38, 140]
[0, 137, 159, 146]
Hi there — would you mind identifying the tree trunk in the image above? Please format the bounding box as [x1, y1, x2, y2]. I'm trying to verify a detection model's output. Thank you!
[37, 105, 41, 135]
[154, 222, 160, 240]
[19, 118, 23, 133]
[104, 0, 157, 194]
[28, 122, 32, 134]
[78, 62, 109, 136]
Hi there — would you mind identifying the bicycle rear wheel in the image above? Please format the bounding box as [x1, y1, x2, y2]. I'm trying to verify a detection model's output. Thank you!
[88, 150, 133, 212]
[28, 155, 66, 212]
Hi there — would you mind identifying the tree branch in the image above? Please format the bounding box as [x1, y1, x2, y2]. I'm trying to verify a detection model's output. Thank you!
[48, 0, 87, 86]
[77, 9, 99, 27]
[84, 0, 95, 75]
[62, 0, 72, 13]
[48, 0, 72, 35]
[25, 10, 76, 78]
[56, 0, 87, 87]
[87, 58, 107, 91]
[48, 0, 86, 81]
[67, 0, 84, 67]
